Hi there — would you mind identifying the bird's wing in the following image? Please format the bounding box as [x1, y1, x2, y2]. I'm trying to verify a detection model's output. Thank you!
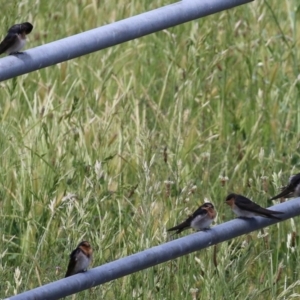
[65, 248, 80, 277]
[191, 206, 208, 220]
[236, 195, 283, 216]
[0, 33, 18, 54]
[234, 195, 263, 212]
[269, 186, 294, 200]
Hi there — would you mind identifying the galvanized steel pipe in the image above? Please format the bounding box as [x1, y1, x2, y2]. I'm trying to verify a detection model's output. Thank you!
[7, 198, 300, 300]
[0, 0, 253, 81]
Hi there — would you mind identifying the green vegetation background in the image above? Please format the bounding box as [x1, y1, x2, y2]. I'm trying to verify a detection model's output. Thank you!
[1, 0, 300, 299]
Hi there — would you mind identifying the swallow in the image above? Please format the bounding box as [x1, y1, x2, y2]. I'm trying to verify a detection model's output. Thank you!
[0, 22, 33, 55]
[167, 202, 216, 234]
[269, 173, 300, 200]
[225, 193, 284, 220]
[65, 241, 93, 277]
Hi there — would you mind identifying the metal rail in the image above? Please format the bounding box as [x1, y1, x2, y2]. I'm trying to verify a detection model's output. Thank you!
[7, 198, 300, 300]
[0, 0, 253, 81]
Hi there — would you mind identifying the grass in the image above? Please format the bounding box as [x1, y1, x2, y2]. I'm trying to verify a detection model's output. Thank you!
[1, 0, 300, 298]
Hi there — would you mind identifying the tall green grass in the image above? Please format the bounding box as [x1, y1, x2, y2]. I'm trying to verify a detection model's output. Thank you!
[1, 0, 300, 298]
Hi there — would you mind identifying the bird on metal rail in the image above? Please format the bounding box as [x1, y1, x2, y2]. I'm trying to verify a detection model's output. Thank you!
[269, 173, 300, 201]
[225, 193, 284, 219]
[0, 22, 33, 55]
[167, 202, 217, 234]
[65, 241, 93, 277]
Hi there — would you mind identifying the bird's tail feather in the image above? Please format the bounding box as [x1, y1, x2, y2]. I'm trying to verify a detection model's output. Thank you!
[167, 221, 189, 234]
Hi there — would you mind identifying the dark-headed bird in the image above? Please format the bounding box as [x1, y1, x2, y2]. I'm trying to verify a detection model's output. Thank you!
[269, 173, 300, 201]
[65, 241, 93, 277]
[225, 193, 284, 220]
[0, 22, 33, 55]
[167, 202, 216, 234]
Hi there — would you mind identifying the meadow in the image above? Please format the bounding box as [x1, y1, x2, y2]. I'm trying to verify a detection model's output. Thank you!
[0, 0, 300, 298]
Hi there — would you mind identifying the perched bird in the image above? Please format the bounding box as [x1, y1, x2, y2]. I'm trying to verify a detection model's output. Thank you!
[225, 193, 284, 220]
[167, 202, 216, 234]
[269, 173, 300, 201]
[65, 241, 93, 277]
[0, 22, 33, 55]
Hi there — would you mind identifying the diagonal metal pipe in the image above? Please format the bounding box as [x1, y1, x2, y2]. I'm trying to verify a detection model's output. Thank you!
[0, 0, 253, 82]
[6, 198, 300, 300]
